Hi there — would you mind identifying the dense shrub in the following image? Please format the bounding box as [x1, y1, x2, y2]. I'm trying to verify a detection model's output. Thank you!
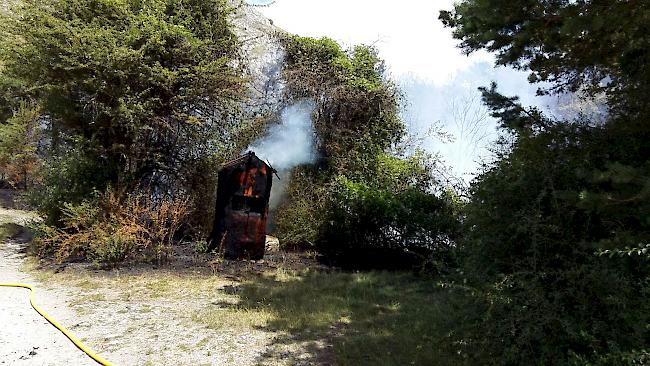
[28, 140, 119, 225]
[275, 36, 460, 269]
[34, 189, 188, 266]
[438, 0, 650, 362]
[273, 166, 330, 247]
[319, 177, 460, 270]
[428, 66, 650, 366]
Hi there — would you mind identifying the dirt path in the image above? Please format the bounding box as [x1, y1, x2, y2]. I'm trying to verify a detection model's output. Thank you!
[0, 208, 96, 365]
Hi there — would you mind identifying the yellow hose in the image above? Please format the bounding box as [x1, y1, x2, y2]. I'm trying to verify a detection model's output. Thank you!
[0, 283, 114, 366]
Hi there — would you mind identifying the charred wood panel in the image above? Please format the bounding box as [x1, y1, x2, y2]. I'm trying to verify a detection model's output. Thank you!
[208, 152, 273, 259]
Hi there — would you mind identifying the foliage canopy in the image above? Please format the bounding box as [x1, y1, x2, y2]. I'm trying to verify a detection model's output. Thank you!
[0, 0, 246, 227]
[276, 36, 460, 269]
[440, 0, 650, 113]
[441, 0, 650, 363]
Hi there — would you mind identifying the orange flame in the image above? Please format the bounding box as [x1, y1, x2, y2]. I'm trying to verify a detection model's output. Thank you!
[243, 167, 257, 197]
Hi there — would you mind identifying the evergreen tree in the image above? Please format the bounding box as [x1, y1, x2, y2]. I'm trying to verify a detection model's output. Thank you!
[0, 0, 245, 223]
[441, 1, 650, 363]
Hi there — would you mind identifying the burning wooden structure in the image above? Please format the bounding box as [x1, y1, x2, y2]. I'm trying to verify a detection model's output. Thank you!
[208, 151, 274, 259]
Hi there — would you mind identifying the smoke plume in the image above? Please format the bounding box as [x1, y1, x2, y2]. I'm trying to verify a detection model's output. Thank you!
[248, 100, 317, 211]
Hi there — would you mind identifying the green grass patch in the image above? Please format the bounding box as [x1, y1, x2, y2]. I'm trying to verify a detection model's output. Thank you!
[0, 222, 21, 242]
[195, 269, 471, 365]
[75, 279, 101, 291]
[143, 279, 173, 298]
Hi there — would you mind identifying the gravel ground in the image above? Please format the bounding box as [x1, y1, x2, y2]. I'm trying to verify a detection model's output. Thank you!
[0, 201, 285, 365]
[0, 207, 95, 365]
[0, 202, 327, 366]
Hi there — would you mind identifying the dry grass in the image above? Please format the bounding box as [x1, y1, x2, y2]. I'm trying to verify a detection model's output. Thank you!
[68, 293, 106, 306]
[20, 241, 461, 365]
[227, 269, 464, 366]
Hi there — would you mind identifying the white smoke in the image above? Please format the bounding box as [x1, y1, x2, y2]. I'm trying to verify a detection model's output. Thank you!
[244, 0, 276, 6]
[248, 100, 317, 212]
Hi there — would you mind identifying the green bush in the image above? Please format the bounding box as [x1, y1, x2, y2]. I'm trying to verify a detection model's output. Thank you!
[450, 265, 649, 365]
[318, 176, 460, 270]
[29, 141, 117, 225]
[89, 229, 136, 265]
[1, 0, 246, 236]
[276, 151, 461, 270]
[452, 97, 650, 363]
[273, 166, 330, 247]
[437, 1, 650, 355]
[277, 35, 460, 269]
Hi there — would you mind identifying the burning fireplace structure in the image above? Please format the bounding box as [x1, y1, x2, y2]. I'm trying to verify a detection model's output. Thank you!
[208, 151, 274, 259]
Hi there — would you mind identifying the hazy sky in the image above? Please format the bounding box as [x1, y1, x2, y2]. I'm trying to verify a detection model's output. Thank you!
[258, 0, 493, 84]
[255, 0, 549, 181]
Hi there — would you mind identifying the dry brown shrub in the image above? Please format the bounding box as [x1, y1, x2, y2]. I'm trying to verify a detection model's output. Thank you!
[34, 189, 189, 266]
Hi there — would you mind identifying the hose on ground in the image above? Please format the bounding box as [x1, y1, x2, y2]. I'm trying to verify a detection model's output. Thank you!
[0, 283, 113, 366]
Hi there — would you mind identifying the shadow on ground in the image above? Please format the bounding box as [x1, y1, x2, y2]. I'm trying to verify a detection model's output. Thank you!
[0, 188, 472, 365]
[0, 189, 30, 210]
[218, 270, 471, 366]
[0, 222, 31, 244]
